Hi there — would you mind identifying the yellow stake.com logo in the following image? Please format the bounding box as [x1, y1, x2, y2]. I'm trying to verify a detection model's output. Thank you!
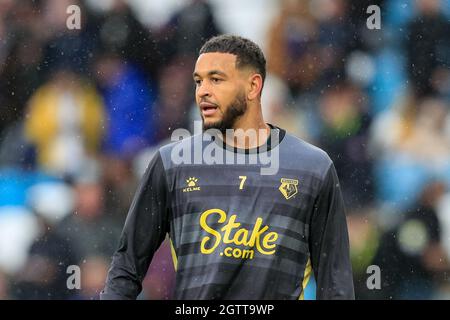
[199, 208, 279, 260]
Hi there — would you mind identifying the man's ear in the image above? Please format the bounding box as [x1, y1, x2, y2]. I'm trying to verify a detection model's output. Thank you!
[247, 73, 263, 101]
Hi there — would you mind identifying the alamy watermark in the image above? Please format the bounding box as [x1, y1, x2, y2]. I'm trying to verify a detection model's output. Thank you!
[367, 5, 381, 30]
[66, 265, 81, 290]
[170, 121, 280, 176]
[66, 5, 81, 30]
[366, 265, 381, 290]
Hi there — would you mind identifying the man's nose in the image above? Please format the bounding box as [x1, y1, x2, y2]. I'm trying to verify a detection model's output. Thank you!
[197, 81, 211, 98]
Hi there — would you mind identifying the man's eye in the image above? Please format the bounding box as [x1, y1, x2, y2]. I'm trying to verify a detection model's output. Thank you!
[212, 78, 222, 83]
[194, 79, 202, 86]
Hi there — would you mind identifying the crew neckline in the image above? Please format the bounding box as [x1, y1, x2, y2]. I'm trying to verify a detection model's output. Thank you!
[210, 123, 286, 154]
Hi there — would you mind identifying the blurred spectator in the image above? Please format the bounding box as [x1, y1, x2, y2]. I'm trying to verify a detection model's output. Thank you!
[56, 175, 121, 260]
[0, 0, 43, 134]
[158, 0, 220, 64]
[266, 0, 320, 96]
[95, 0, 162, 80]
[347, 207, 380, 299]
[310, 0, 359, 87]
[267, 0, 359, 97]
[261, 74, 310, 140]
[94, 53, 156, 158]
[13, 182, 78, 299]
[372, 181, 449, 299]
[370, 95, 450, 210]
[316, 82, 374, 207]
[12, 224, 77, 299]
[437, 192, 450, 265]
[101, 155, 138, 226]
[39, 0, 97, 77]
[24, 68, 104, 178]
[0, 121, 36, 170]
[398, 98, 450, 170]
[152, 57, 194, 142]
[0, 207, 39, 275]
[93, 51, 157, 226]
[78, 255, 110, 300]
[0, 269, 9, 299]
[406, 0, 450, 97]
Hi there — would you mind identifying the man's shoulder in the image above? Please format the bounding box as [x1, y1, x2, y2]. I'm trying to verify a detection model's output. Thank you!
[157, 134, 203, 170]
[280, 131, 333, 179]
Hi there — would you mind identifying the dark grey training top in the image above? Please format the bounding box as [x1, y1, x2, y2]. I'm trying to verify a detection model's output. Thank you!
[101, 124, 355, 300]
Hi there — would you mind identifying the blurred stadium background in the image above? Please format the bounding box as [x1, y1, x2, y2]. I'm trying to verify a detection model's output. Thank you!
[0, 0, 450, 300]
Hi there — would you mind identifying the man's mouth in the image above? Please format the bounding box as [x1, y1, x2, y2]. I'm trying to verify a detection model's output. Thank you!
[200, 103, 219, 117]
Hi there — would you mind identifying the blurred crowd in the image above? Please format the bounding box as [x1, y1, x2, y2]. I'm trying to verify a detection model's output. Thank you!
[0, 0, 449, 300]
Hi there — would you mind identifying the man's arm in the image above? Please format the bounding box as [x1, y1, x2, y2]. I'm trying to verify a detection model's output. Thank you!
[309, 163, 355, 300]
[100, 151, 170, 299]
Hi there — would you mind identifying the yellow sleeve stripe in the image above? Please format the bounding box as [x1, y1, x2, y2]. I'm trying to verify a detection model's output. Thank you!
[169, 238, 178, 271]
[299, 258, 312, 300]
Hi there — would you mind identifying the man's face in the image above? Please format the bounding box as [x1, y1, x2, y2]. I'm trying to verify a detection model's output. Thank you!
[193, 52, 248, 132]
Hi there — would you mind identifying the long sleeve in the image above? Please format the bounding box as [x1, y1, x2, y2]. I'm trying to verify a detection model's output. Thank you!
[309, 163, 355, 300]
[100, 151, 170, 300]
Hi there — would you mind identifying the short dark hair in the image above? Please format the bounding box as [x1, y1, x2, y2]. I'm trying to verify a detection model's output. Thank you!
[199, 34, 266, 85]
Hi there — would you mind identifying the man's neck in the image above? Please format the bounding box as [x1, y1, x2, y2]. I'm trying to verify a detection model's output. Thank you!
[224, 112, 271, 150]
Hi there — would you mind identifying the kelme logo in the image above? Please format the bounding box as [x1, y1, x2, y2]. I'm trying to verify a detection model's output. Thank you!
[183, 177, 200, 193]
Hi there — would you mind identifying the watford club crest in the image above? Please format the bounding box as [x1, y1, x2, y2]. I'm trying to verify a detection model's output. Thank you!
[279, 178, 299, 200]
